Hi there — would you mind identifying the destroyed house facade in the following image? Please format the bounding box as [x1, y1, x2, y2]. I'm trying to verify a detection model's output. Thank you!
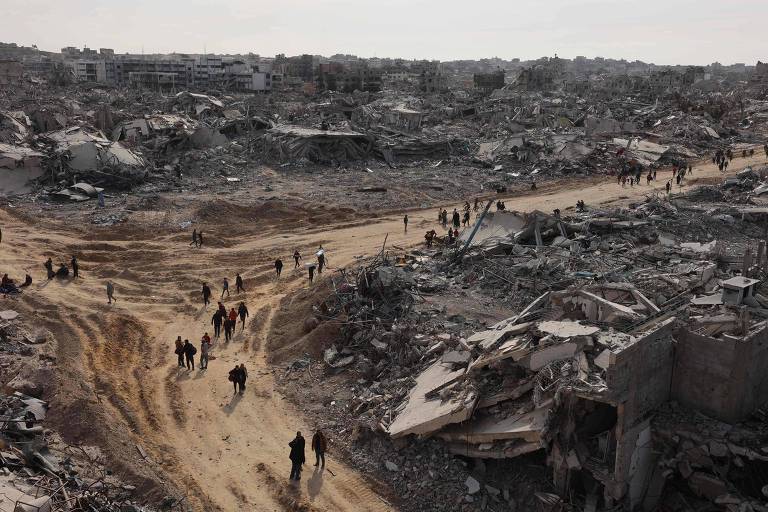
[473, 69, 505, 92]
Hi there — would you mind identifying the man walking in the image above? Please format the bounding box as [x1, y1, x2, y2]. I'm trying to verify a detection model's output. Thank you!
[403, 214, 408, 233]
[200, 335, 211, 370]
[235, 273, 244, 293]
[71, 256, 79, 278]
[311, 429, 327, 469]
[275, 258, 283, 278]
[224, 315, 234, 342]
[44, 257, 54, 280]
[211, 310, 223, 338]
[190, 229, 197, 247]
[202, 283, 211, 307]
[293, 250, 302, 268]
[238, 302, 249, 331]
[183, 339, 196, 370]
[174, 336, 184, 367]
[317, 247, 325, 274]
[221, 277, 230, 299]
[197, 231, 203, 248]
[228, 365, 240, 394]
[289, 432, 306, 481]
[106, 281, 116, 304]
[308, 263, 316, 284]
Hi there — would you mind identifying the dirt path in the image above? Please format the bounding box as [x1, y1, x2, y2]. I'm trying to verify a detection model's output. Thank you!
[0, 150, 764, 511]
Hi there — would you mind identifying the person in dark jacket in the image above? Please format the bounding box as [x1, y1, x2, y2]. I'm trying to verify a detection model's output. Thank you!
[237, 363, 247, 393]
[311, 429, 327, 468]
[44, 257, 54, 280]
[293, 250, 302, 268]
[71, 256, 79, 278]
[211, 310, 223, 338]
[235, 273, 245, 293]
[275, 258, 283, 278]
[202, 283, 211, 307]
[174, 336, 184, 367]
[223, 317, 233, 342]
[183, 339, 196, 370]
[237, 302, 249, 331]
[289, 432, 306, 481]
[228, 366, 239, 394]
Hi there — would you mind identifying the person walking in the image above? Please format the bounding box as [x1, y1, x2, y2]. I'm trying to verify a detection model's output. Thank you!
[202, 283, 211, 307]
[197, 231, 203, 248]
[183, 339, 196, 370]
[238, 302, 249, 331]
[228, 365, 240, 394]
[221, 277, 230, 299]
[106, 281, 116, 304]
[190, 229, 197, 247]
[452, 209, 460, 229]
[317, 247, 325, 274]
[174, 336, 184, 367]
[44, 257, 54, 280]
[275, 258, 283, 278]
[293, 250, 302, 268]
[311, 429, 327, 469]
[200, 336, 211, 370]
[403, 214, 408, 233]
[237, 363, 248, 394]
[308, 264, 316, 284]
[235, 273, 245, 293]
[224, 315, 234, 342]
[71, 256, 79, 278]
[211, 310, 223, 338]
[289, 432, 306, 481]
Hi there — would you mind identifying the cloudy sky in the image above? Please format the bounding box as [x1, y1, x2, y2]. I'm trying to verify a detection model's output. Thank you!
[3, 0, 765, 65]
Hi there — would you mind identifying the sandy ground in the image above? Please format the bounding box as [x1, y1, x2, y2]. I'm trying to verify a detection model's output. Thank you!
[0, 150, 765, 511]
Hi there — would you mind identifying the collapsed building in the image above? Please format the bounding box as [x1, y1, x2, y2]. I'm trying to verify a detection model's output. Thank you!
[310, 190, 768, 512]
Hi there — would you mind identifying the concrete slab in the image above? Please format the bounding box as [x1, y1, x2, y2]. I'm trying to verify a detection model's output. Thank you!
[438, 406, 550, 444]
[388, 360, 477, 438]
[537, 320, 600, 338]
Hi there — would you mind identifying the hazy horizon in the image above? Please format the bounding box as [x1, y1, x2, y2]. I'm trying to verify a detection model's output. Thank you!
[3, 0, 766, 66]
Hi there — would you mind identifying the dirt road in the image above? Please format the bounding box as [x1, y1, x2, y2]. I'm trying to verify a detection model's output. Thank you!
[0, 151, 764, 511]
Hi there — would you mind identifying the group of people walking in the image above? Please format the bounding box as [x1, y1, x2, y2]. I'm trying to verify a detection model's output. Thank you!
[210, 301, 249, 341]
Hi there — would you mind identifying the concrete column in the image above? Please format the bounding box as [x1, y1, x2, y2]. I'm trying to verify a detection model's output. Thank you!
[743, 246, 753, 277]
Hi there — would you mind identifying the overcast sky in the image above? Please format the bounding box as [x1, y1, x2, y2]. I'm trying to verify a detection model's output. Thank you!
[3, 0, 765, 65]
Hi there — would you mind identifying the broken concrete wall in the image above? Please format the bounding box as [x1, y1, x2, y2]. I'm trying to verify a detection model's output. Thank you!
[673, 324, 768, 423]
[605, 319, 676, 503]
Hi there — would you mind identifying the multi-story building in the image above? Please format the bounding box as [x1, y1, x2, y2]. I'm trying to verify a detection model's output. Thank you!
[67, 59, 108, 83]
[222, 60, 271, 93]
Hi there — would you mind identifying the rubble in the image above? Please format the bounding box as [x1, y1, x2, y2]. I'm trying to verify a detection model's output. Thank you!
[0, 393, 159, 512]
[292, 183, 768, 511]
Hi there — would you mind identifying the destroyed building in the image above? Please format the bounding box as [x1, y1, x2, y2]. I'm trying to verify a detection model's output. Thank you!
[473, 69, 505, 93]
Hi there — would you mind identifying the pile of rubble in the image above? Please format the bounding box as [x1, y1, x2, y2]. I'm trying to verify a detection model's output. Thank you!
[301, 188, 768, 511]
[0, 393, 170, 512]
